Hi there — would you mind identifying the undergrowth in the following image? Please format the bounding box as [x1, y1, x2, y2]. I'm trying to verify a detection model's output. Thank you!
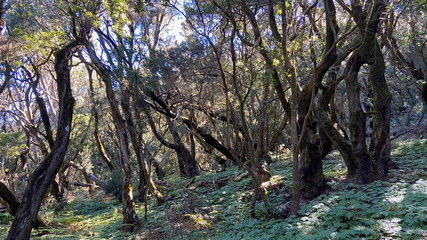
[0, 139, 426, 239]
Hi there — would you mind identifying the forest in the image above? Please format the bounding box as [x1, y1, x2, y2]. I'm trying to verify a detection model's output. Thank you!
[0, 0, 426, 239]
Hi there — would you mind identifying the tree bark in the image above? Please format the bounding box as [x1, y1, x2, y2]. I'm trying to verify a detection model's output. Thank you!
[167, 117, 199, 177]
[0, 62, 12, 95]
[7, 40, 79, 240]
[343, 0, 387, 183]
[122, 89, 163, 203]
[25, 67, 65, 203]
[368, 41, 392, 177]
[315, 108, 357, 178]
[0, 181, 46, 228]
[143, 104, 199, 178]
[112, 88, 140, 232]
[0, 0, 5, 33]
[0, 181, 20, 216]
[182, 118, 237, 163]
[86, 66, 114, 171]
[421, 83, 427, 105]
[84, 42, 140, 232]
[28, 75, 54, 149]
[293, 0, 338, 199]
[345, 56, 375, 182]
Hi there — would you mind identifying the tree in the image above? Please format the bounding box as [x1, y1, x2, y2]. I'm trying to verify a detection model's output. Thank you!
[0, 0, 424, 236]
[84, 40, 141, 232]
[0, 181, 46, 228]
[6, 0, 99, 238]
[186, 0, 338, 206]
[317, 0, 392, 183]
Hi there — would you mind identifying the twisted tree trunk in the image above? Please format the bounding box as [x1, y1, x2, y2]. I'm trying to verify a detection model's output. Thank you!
[84, 42, 140, 232]
[122, 89, 164, 203]
[316, 0, 390, 183]
[368, 41, 392, 177]
[87, 66, 114, 171]
[7, 40, 79, 240]
[167, 118, 199, 177]
[143, 104, 199, 178]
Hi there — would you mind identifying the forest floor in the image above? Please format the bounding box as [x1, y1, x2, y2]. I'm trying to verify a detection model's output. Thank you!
[0, 139, 426, 239]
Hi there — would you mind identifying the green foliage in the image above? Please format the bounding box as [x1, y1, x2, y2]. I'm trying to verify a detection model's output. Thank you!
[69, 113, 95, 171]
[0, 132, 25, 177]
[20, 29, 66, 54]
[6, 1, 69, 55]
[0, 132, 24, 153]
[36, 196, 126, 239]
[395, 139, 427, 156]
[0, 139, 425, 239]
[102, 0, 130, 36]
[414, 0, 427, 11]
[0, 212, 14, 225]
[103, 169, 123, 199]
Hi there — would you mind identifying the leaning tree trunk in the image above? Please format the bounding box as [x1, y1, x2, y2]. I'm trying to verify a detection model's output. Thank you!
[0, 181, 20, 216]
[182, 118, 237, 164]
[122, 89, 164, 203]
[143, 104, 199, 178]
[0, 181, 46, 228]
[167, 118, 199, 177]
[315, 108, 358, 178]
[101, 79, 139, 232]
[84, 42, 140, 232]
[87, 65, 114, 171]
[7, 41, 79, 240]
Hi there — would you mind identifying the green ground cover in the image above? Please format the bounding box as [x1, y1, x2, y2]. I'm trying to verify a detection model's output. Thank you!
[0, 139, 426, 239]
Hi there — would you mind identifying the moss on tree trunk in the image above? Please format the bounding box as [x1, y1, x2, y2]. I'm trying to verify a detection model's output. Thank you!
[369, 41, 392, 177]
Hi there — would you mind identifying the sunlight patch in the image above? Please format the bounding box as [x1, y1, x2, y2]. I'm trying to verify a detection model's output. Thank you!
[384, 184, 406, 203]
[378, 217, 402, 235]
[412, 178, 426, 192]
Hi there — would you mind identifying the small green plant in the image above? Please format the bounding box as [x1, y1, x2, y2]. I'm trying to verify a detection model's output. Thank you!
[185, 213, 211, 229]
[103, 169, 123, 199]
[0, 212, 13, 225]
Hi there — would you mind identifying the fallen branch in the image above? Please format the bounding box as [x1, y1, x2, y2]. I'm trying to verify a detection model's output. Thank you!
[391, 110, 425, 141]
[68, 182, 94, 188]
[64, 161, 106, 189]
[87, 173, 107, 189]
[233, 173, 249, 182]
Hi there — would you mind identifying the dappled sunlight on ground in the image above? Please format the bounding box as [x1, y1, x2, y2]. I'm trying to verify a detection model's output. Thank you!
[0, 140, 426, 239]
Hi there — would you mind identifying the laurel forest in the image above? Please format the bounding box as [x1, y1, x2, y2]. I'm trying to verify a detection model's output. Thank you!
[0, 0, 426, 239]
